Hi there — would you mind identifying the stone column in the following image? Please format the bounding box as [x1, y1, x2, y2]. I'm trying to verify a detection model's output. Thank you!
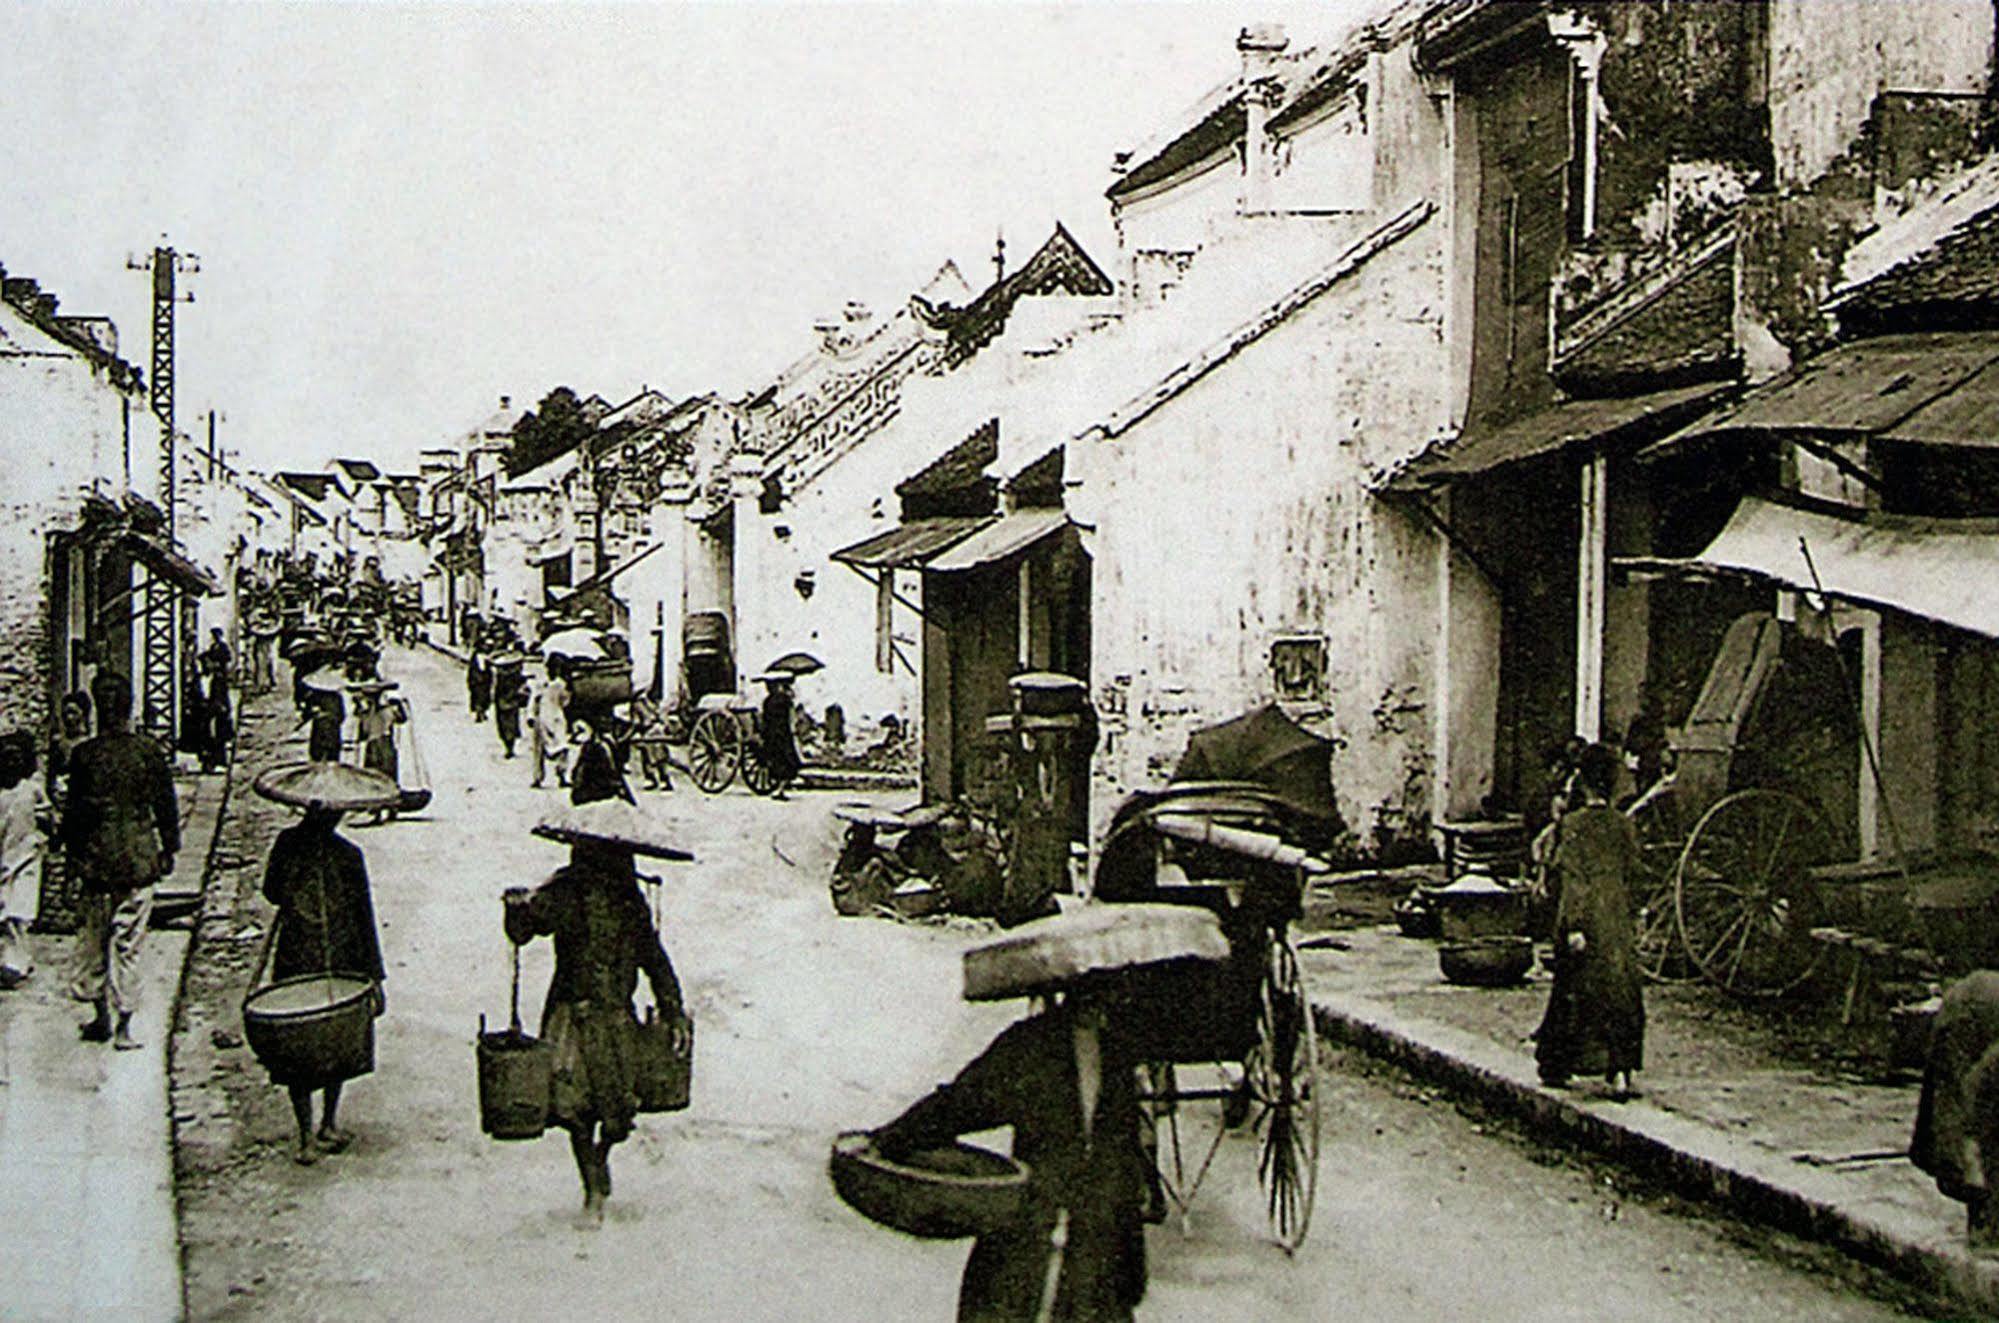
[728, 452, 765, 692]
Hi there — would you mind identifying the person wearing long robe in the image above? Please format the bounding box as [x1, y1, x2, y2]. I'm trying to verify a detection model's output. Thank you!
[871, 992, 1149, 1323]
[1913, 971, 1999, 1245]
[1534, 743, 1645, 1096]
[261, 807, 385, 1164]
[758, 676, 802, 793]
[504, 843, 683, 1224]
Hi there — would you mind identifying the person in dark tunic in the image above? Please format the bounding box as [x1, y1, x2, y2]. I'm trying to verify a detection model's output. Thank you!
[1533, 742, 1645, 1097]
[61, 671, 179, 1050]
[261, 806, 385, 1165]
[492, 663, 527, 759]
[503, 838, 684, 1225]
[871, 982, 1149, 1323]
[568, 719, 635, 806]
[467, 648, 493, 724]
[1912, 971, 1999, 1245]
[305, 686, 345, 764]
[757, 675, 802, 796]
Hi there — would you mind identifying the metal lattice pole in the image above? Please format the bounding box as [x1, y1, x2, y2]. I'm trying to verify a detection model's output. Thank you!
[141, 247, 179, 744]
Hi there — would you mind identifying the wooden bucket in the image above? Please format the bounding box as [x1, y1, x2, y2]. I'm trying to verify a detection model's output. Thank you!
[633, 1006, 693, 1114]
[476, 1015, 553, 1140]
[243, 974, 377, 1087]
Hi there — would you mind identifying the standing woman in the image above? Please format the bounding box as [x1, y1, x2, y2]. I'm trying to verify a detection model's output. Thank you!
[255, 766, 392, 1164]
[503, 802, 688, 1225]
[756, 673, 802, 796]
[1533, 742, 1646, 1097]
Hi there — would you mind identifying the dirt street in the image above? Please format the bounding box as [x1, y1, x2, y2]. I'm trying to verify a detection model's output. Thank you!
[171, 646, 1927, 1322]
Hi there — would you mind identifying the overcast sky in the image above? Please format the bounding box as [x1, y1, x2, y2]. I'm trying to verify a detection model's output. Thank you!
[5, 1, 1372, 473]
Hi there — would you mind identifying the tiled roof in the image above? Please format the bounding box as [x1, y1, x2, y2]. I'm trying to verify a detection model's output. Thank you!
[334, 458, 381, 481]
[0, 263, 144, 386]
[1107, 0, 1431, 203]
[276, 472, 336, 502]
[896, 418, 999, 518]
[1837, 199, 1999, 337]
[917, 226, 1113, 367]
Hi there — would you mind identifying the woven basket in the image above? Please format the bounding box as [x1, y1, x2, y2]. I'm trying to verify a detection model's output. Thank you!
[829, 1131, 1028, 1239]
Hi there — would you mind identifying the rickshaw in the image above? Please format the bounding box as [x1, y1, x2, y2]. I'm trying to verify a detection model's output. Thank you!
[1091, 704, 1339, 1253]
[1621, 610, 1858, 996]
[685, 652, 817, 796]
[685, 692, 783, 794]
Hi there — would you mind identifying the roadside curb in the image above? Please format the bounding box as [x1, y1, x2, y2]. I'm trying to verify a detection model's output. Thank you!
[1311, 989, 1999, 1318]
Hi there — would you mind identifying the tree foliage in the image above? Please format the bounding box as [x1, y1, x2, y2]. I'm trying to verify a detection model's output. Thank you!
[504, 386, 594, 477]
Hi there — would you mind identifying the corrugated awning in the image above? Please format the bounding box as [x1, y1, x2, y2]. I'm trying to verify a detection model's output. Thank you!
[1648, 331, 1999, 454]
[1666, 494, 1999, 640]
[124, 531, 219, 596]
[926, 508, 1070, 573]
[1382, 383, 1730, 491]
[831, 517, 993, 570]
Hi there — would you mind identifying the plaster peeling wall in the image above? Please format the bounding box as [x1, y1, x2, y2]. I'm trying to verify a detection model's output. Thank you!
[1083, 213, 1449, 860]
[1767, 0, 1994, 188]
[0, 326, 134, 734]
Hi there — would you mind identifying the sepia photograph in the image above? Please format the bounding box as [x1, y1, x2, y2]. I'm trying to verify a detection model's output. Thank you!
[6, 0, 1999, 1318]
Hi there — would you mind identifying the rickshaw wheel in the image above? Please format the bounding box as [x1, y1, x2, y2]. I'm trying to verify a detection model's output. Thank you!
[688, 709, 741, 794]
[742, 744, 776, 796]
[1246, 934, 1319, 1253]
[1626, 787, 1697, 983]
[1674, 788, 1830, 998]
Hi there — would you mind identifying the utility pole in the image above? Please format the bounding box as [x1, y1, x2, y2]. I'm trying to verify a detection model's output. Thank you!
[126, 243, 198, 744]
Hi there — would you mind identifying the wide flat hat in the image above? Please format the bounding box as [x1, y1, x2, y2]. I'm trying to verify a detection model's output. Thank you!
[299, 668, 347, 693]
[253, 762, 402, 811]
[961, 902, 1230, 1002]
[531, 799, 695, 862]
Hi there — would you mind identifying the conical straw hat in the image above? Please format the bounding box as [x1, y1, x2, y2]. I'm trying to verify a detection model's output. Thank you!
[253, 762, 402, 811]
[531, 799, 695, 862]
[961, 902, 1230, 1002]
[299, 668, 347, 693]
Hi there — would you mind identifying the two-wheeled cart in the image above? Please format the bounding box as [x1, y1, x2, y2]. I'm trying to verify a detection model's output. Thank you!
[1619, 610, 1858, 996]
[1094, 780, 1328, 1253]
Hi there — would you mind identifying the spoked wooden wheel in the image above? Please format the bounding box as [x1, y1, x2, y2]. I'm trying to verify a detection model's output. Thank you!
[1146, 1061, 1229, 1225]
[1674, 789, 1830, 997]
[687, 709, 741, 794]
[1245, 933, 1319, 1252]
[1626, 787, 1696, 983]
[742, 743, 777, 796]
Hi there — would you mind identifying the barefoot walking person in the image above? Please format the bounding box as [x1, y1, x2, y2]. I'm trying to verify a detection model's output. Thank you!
[504, 801, 689, 1225]
[61, 671, 178, 1050]
[250, 762, 396, 1164]
[1533, 742, 1645, 1097]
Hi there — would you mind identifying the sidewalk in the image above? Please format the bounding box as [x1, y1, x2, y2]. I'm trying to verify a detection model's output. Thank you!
[1305, 923, 1999, 1316]
[0, 764, 231, 1322]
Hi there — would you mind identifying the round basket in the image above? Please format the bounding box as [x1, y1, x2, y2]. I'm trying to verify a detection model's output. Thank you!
[243, 974, 377, 1087]
[829, 1131, 1029, 1240]
[1438, 936, 1535, 987]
